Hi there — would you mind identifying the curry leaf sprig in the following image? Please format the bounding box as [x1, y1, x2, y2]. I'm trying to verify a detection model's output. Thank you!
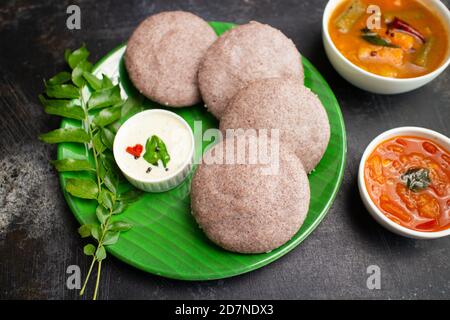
[401, 167, 431, 192]
[39, 45, 142, 300]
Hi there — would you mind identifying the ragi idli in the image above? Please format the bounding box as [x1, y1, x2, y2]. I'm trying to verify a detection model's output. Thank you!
[198, 21, 304, 119]
[220, 77, 330, 173]
[190, 137, 310, 254]
[125, 11, 217, 107]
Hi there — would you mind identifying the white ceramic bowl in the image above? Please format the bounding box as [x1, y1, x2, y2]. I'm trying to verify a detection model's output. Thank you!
[358, 127, 450, 239]
[322, 0, 450, 94]
[113, 109, 195, 193]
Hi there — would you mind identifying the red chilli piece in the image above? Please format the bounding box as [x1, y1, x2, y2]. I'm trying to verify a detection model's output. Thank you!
[391, 17, 425, 43]
[126, 144, 143, 158]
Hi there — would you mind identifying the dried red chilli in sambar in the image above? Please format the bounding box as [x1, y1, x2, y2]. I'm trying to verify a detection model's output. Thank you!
[390, 17, 425, 43]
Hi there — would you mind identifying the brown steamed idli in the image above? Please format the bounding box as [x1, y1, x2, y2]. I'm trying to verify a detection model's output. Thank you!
[125, 11, 217, 107]
[191, 137, 310, 254]
[198, 21, 304, 119]
[220, 77, 330, 173]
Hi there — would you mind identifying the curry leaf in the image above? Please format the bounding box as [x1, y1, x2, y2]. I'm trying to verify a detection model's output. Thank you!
[96, 205, 109, 225]
[121, 95, 144, 119]
[91, 225, 101, 241]
[101, 74, 114, 89]
[72, 60, 93, 87]
[117, 188, 142, 203]
[104, 170, 118, 195]
[39, 95, 85, 120]
[101, 127, 115, 150]
[64, 49, 72, 64]
[39, 128, 90, 144]
[51, 158, 93, 172]
[45, 84, 80, 99]
[108, 221, 132, 232]
[111, 202, 127, 215]
[401, 167, 431, 192]
[97, 157, 107, 181]
[47, 71, 72, 85]
[87, 85, 122, 110]
[100, 152, 120, 178]
[361, 34, 399, 47]
[83, 244, 96, 256]
[43, 104, 84, 120]
[65, 178, 99, 199]
[95, 246, 107, 261]
[39, 45, 140, 300]
[92, 131, 106, 154]
[67, 45, 90, 69]
[82, 71, 103, 91]
[92, 105, 122, 127]
[102, 231, 120, 246]
[78, 224, 93, 238]
[98, 189, 115, 210]
[99, 159, 110, 183]
[361, 28, 399, 48]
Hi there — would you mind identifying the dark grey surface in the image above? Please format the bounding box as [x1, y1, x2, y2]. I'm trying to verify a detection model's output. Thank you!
[0, 0, 449, 300]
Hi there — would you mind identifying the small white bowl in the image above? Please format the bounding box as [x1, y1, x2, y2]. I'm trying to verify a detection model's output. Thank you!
[358, 127, 450, 239]
[322, 0, 450, 94]
[113, 109, 195, 193]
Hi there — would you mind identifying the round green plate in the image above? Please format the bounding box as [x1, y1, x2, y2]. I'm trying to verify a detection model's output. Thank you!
[57, 21, 346, 280]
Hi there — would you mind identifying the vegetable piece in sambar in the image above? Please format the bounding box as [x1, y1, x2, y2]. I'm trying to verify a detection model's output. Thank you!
[329, 0, 449, 78]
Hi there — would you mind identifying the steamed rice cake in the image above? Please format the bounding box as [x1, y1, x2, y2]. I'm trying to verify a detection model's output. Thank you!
[198, 21, 304, 119]
[125, 11, 217, 107]
[190, 137, 310, 253]
[220, 77, 330, 173]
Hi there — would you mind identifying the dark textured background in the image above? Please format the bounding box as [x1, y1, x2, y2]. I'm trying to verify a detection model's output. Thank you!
[0, 0, 449, 300]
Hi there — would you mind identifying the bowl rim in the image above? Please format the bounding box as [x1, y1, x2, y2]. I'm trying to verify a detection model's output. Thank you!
[113, 108, 195, 184]
[358, 126, 450, 239]
[322, 0, 450, 83]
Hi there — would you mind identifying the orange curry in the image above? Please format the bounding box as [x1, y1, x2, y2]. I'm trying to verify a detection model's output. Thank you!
[329, 0, 449, 78]
[364, 136, 450, 232]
